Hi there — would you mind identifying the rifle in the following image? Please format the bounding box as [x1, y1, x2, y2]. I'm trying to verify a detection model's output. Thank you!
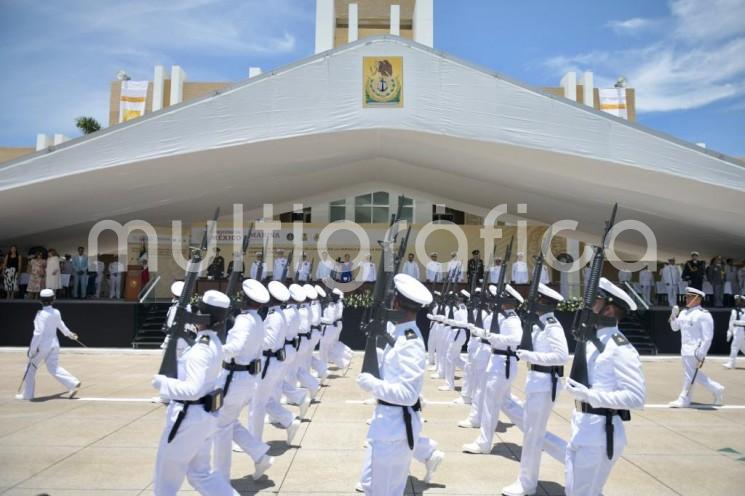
[280, 248, 294, 284]
[221, 223, 254, 339]
[255, 235, 269, 282]
[488, 237, 514, 335]
[158, 207, 220, 378]
[569, 203, 619, 387]
[360, 198, 409, 378]
[475, 246, 497, 328]
[518, 239, 548, 351]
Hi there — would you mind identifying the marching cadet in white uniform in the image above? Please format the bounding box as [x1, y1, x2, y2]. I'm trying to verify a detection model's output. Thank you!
[463, 285, 523, 454]
[17, 288, 81, 400]
[668, 287, 725, 406]
[724, 294, 745, 369]
[459, 287, 488, 404]
[426, 252, 441, 283]
[159, 282, 195, 364]
[325, 288, 352, 369]
[511, 253, 529, 285]
[439, 290, 470, 392]
[356, 274, 432, 496]
[295, 284, 321, 397]
[503, 284, 568, 496]
[458, 285, 499, 427]
[401, 253, 420, 279]
[151, 290, 238, 496]
[564, 278, 645, 496]
[426, 291, 442, 368]
[279, 284, 312, 415]
[249, 281, 301, 446]
[214, 280, 274, 483]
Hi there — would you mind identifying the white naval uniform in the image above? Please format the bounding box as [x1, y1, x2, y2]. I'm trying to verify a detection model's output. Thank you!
[726, 308, 745, 367]
[361, 262, 377, 282]
[315, 301, 338, 378]
[153, 330, 238, 496]
[296, 261, 311, 282]
[670, 305, 724, 402]
[214, 310, 268, 479]
[426, 261, 441, 283]
[272, 258, 287, 281]
[19, 306, 80, 399]
[514, 312, 568, 493]
[473, 310, 522, 451]
[565, 326, 645, 496]
[296, 300, 321, 395]
[425, 304, 441, 366]
[443, 305, 468, 390]
[357, 321, 426, 496]
[540, 266, 551, 285]
[249, 261, 267, 280]
[401, 261, 420, 280]
[461, 312, 497, 425]
[639, 269, 654, 304]
[316, 259, 332, 281]
[661, 264, 681, 306]
[279, 304, 308, 406]
[512, 261, 529, 285]
[447, 260, 463, 281]
[461, 308, 490, 402]
[89, 260, 104, 297]
[434, 305, 453, 379]
[329, 299, 352, 367]
[488, 265, 503, 284]
[108, 261, 124, 299]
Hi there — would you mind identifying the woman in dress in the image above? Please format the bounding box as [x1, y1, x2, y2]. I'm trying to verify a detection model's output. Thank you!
[3, 245, 20, 300]
[27, 251, 46, 299]
[46, 249, 62, 295]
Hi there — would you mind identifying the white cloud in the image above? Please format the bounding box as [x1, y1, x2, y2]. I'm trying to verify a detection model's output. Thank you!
[546, 0, 745, 113]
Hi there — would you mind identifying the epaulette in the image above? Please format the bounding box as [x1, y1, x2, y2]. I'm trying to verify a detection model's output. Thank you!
[546, 317, 558, 324]
[198, 334, 211, 345]
[504, 310, 517, 318]
[404, 329, 418, 340]
[611, 333, 630, 346]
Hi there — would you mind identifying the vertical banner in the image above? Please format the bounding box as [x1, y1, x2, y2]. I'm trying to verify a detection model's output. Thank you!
[598, 88, 628, 119]
[119, 81, 148, 122]
[363, 56, 403, 108]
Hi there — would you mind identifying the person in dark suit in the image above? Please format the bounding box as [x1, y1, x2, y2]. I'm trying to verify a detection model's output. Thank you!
[682, 251, 706, 290]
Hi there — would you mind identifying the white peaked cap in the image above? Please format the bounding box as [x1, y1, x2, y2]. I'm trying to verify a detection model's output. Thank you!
[460, 289, 470, 298]
[241, 279, 270, 304]
[303, 284, 318, 300]
[202, 290, 231, 309]
[488, 285, 497, 296]
[685, 286, 705, 298]
[40, 289, 55, 298]
[170, 281, 184, 297]
[314, 285, 327, 298]
[538, 283, 564, 302]
[332, 288, 344, 298]
[505, 284, 524, 304]
[268, 281, 290, 302]
[598, 277, 637, 311]
[735, 294, 744, 301]
[394, 273, 433, 306]
[289, 283, 306, 303]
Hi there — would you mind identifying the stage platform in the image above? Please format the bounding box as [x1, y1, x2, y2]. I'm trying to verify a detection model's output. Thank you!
[0, 349, 744, 495]
[0, 300, 736, 355]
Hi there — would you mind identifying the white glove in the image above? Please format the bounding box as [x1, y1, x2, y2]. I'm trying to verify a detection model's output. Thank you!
[356, 372, 376, 392]
[470, 327, 484, 338]
[426, 314, 435, 320]
[727, 330, 733, 342]
[694, 348, 706, 362]
[70, 332, 79, 341]
[434, 315, 445, 322]
[670, 305, 680, 320]
[151, 374, 166, 390]
[516, 349, 536, 363]
[565, 378, 591, 403]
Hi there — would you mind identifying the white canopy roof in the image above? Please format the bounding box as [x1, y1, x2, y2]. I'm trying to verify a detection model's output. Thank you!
[1, 36, 743, 255]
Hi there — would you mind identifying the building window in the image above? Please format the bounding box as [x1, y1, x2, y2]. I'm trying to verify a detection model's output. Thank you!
[279, 207, 311, 223]
[355, 191, 389, 223]
[329, 199, 346, 222]
[399, 196, 414, 223]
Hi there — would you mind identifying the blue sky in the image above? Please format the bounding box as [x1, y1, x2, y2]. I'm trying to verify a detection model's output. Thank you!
[1, 0, 743, 156]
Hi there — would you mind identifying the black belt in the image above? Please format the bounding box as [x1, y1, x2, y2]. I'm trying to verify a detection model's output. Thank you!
[222, 359, 261, 397]
[298, 331, 312, 340]
[575, 401, 631, 460]
[168, 390, 224, 443]
[261, 348, 286, 379]
[480, 338, 490, 345]
[492, 347, 518, 379]
[529, 364, 564, 401]
[377, 399, 422, 450]
[453, 326, 469, 341]
[285, 337, 300, 350]
[311, 325, 321, 331]
[334, 319, 342, 325]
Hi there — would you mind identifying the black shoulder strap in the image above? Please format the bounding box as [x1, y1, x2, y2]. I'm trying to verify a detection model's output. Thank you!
[404, 329, 417, 340]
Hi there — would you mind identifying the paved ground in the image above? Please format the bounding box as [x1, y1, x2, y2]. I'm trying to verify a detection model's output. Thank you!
[1, 348, 744, 495]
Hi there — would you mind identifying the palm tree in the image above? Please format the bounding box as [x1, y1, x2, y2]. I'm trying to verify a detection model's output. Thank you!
[75, 116, 101, 135]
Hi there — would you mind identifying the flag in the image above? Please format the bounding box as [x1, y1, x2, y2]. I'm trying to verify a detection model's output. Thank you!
[119, 81, 148, 122]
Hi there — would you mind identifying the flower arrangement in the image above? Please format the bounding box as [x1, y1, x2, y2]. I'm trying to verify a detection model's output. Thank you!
[557, 297, 583, 312]
[346, 291, 374, 309]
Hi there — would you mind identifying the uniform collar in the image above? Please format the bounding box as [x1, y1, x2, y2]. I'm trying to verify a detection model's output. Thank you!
[595, 325, 618, 341]
[538, 312, 555, 324]
[391, 320, 421, 340]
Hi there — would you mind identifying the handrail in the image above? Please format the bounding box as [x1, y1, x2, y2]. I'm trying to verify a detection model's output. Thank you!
[138, 274, 161, 303]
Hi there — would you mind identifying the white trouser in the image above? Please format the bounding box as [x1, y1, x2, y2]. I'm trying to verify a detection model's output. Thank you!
[426, 323, 438, 365]
[641, 285, 652, 304]
[359, 434, 435, 490]
[95, 272, 103, 297]
[318, 324, 338, 374]
[362, 439, 414, 496]
[665, 284, 677, 306]
[20, 346, 79, 399]
[475, 356, 515, 450]
[460, 338, 479, 400]
[214, 371, 267, 480]
[296, 336, 320, 394]
[728, 329, 745, 366]
[435, 324, 448, 378]
[109, 273, 121, 298]
[281, 345, 309, 405]
[501, 395, 566, 462]
[518, 391, 555, 492]
[445, 329, 467, 389]
[678, 355, 723, 401]
[154, 403, 238, 496]
[565, 428, 625, 496]
[463, 345, 492, 425]
[249, 354, 293, 441]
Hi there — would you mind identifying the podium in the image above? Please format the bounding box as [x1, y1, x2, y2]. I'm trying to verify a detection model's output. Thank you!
[124, 265, 143, 301]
